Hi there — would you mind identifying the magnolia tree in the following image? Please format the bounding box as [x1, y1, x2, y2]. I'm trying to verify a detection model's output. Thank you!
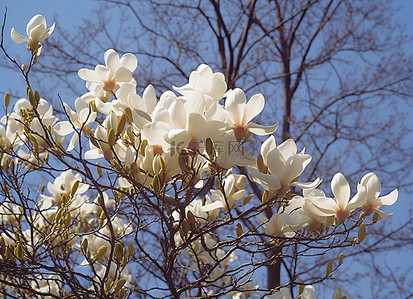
[0, 13, 399, 299]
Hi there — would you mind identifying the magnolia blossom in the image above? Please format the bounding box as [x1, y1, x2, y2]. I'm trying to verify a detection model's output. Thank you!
[0, 201, 22, 226]
[224, 88, 278, 140]
[54, 97, 97, 151]
[174, 64, 227, 109]
[11, 14, 55, 53]
[40, 170, 89, 209]
[259, 213, 296, 238]
[201, 174, 247, 212]
[359, 172, 398, 218]
[300, 189, 330, 230]
[31, 275, 60, 298]
[250, 136, 321, 194]
[309, 173, 366, 222]
[78, 49, 138, 101]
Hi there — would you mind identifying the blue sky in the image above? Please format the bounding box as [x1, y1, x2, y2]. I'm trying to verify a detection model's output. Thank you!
[1, 0, 412, 298]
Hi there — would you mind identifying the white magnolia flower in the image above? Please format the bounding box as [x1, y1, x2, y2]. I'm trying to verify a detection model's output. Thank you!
[31, 275, 60, 298]
[54, 97, 97, 151]
[201, 174, 247, 213]
[174, 64, 227, 109]
[224, 88, 278, 140]
[40, 170, 89, 209]
[250, 136, 321, 194]
[11, 14, 55, 53]
[78, 49, 138, 101]
[300, 189, 330, 230]
[0, 201, 22, 226]
[310, 173, 366, 222]
[359, 172, 398, 219]
[259, 213, 296, 238]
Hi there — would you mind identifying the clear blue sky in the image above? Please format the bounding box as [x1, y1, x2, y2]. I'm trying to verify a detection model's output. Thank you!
[1, 1, 412, 298]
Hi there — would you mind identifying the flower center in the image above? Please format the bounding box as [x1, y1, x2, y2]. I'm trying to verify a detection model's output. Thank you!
[103, 80, 116, 91]
[233, 126, 246, 140]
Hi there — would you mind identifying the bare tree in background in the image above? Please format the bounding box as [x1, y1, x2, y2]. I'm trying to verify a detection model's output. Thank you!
[2, 0, 412, 297]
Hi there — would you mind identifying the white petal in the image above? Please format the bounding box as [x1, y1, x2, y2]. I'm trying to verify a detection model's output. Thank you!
[331, 173, 350, 209]
[170, 100, 187, 129]
[113, 67, 132, 82]
[26, 15, 46, 34]
[201, 120, 227, 139]
[78, 66, 110, 82]
[291, 178, 322, 190]
[104, 49, 120, 71]
[366, 173, 381, 199]
[85, 149, 102, 160]
[310, 197, 338, 216]
[248, 122, 278, 136]
[249, 167, 281, 191]
[95, 99, 113, 115]
[120, 53, 138, 72]
[281, 154, 311, 186]
[277, 139, 297, 160]
[10, 28, 28, 44]
[225, 88, 246, 126]
[201, 200, 224, 212]
[186, 113, 206, 139]
[166, 129, 191, 148]
[38, 22, 55, 42]
[261, 135, 276, 162]
[210, 74, 227, 100]
[143, 84, 157, 113]
[379, 189, 398, 206]
[346, 187, 366, 212]
[28, 23, 46, 42]
[54, 121, 74, 135]
[266, 148, 286, 179]
[242, 93, 265, 125]
[372, 208, 392, 219]
[184, 90, 205, 114]
[67, 134, 79, 151]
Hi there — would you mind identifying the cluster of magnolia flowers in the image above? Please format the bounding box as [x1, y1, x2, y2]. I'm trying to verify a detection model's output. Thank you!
[0, 14, 399, 298]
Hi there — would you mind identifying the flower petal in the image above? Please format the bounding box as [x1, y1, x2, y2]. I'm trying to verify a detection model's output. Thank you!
[28, 23, 47, 42]
[10, 28, 28, 44]
[249, 167, 281, 191]
[331, 173, 350, 209]
[26, 15, 46, 35]
[278, 139, 298, 161]
[78, 66, 110, 82]
[248, 122, 279, 136]
[113, 67, 132, 82]
[266, 148, 286, 179]
[54, 121, 74, 135]
[242, 93, 265, 125]
[186, 113, 206, 139]
[67, 134, 79, 151]
[261, 135, 276, 162]
[291, 178, 322, 190]
[104, 49, 120, 71]
[379, 189, 398, 206]
[120, 53, 138, 72]
[225, 88, 246, 126]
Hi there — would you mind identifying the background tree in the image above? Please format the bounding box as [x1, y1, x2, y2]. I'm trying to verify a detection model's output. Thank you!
[1, 0, 412, 297]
